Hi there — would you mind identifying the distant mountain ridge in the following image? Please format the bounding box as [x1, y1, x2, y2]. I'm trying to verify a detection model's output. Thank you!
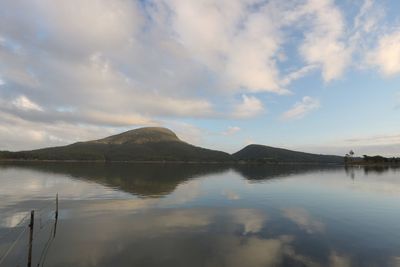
[233, 144, 343, 164]
[0, 127, 344, 164]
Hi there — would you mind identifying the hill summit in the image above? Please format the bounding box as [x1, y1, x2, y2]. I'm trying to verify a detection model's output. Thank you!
[233, 144, 343, 164]
[91, 127, 181, 145]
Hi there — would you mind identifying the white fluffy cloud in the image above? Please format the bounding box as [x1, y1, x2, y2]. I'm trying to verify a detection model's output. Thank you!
[222, 126, 241, 136]
[299, 0, 352, 81]
[233, 95, 265, 119]
[282, 96, 320, 120]
[165, 0, 289, 94]
[12, 95, 43, 111]
[0, 111, 122, 150]
[367, 30, 400, 75]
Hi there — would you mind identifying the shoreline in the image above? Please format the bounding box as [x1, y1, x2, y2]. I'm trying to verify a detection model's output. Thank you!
[0, 159, 344, 165]
[345, 162, 400, 167]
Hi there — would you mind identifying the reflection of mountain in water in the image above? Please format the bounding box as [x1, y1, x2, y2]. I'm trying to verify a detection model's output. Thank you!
[0, 162, 230, 197]
[343, 165, 399, 180]
[362, 165, 400, 175]
[3, 162, 394, 197]
[233, 164, 342, 181]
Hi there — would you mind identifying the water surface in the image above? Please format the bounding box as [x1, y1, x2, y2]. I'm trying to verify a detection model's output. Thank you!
[0, 163, 400, 267]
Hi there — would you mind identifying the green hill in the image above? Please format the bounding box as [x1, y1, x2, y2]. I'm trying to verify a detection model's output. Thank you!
[233, 144, 343, 164]
[0, 127, 233, 162]
[0, 127, 345, 164]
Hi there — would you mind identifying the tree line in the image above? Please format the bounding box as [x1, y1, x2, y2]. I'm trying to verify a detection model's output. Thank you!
[362, 155, 400, 164]
[344, 150, 400, 164]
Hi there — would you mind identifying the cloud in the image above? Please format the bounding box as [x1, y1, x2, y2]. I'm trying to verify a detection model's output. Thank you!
[344, 134, 400, 146]
[327, 133, 400, 156]
[294, 142, 400, 158]
[81, 111, 153, 126]
[281, 65, 318, 86]
[353, 0, 383, 35]
[233, 95, 264, 119]
[11, 95, 43, 111]
[367, 30, 400, 76]
[0, 112, 123, 150]
[164, 0, 289, 94]
[0, 96, 155, 127]
[282, 96, 320, 120]
[222, 126, 241, 136]
[298, 0, 351, 81]
[161, 121, 208, 146]
[244, 138, 255, 146]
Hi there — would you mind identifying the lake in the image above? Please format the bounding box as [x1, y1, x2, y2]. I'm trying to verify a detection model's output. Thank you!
[0, 162, 400, 267]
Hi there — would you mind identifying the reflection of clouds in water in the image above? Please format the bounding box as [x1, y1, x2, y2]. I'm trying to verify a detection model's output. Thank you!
[0, 166, 206, 204]
[80, 198, 159, 214]
[79, 180, 204, 216]
[42, 208, 292, 267]
[0, 168, 131, 206]
[329, 251, 351, 267]
[80, 203, 267, 236]
[163, 180, 202, 205]
[283, 245, 320, 267]
[24, 179, 44, 191]
[15, 203, 356, 267]
[0, 167, 134, 230]
[347, 176, 400, 196]
[42, 209, 216, 266]
[80, 201, 268, 243]
[230, 209, 266, 234]
[393, 257, 400, 267]
[221, 236, 293, 267]
[222, 189, 240, 200]
[300, 170, 400, 196]
[154, 209, 212, 228]
[0, 211, 29, 228]
[282, 208, 324, 234]
[283, 249, 351, 267]
[1, 165, 398, 267]
[224, 240, 352, 267]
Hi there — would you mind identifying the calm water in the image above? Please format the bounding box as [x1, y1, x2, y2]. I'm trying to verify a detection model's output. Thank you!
[0, 163, 400, 267]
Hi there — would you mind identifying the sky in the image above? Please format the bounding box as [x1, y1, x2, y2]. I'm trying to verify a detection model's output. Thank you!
[0, 0, 399, 156]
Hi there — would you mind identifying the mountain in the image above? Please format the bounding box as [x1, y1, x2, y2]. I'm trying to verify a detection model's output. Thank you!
[0, 127, 345, 164]
[233, 144, 343, 164]
[0, 127, 233, 162]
